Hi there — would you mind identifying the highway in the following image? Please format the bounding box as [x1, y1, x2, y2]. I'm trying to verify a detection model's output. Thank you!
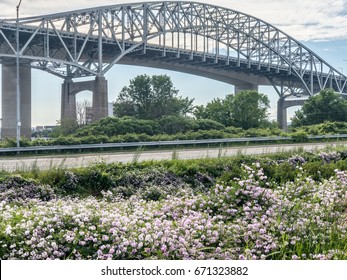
[0, 141, 345, 172]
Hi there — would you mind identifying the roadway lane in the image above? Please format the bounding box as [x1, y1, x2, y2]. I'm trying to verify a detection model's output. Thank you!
[0, 142, 345, 172]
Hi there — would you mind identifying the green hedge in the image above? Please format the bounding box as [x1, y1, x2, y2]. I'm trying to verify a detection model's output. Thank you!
[4, 120, 347, 148]
[5, 148, 345, 198]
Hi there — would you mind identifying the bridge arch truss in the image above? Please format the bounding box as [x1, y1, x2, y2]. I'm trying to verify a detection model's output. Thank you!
[0, 1, 346, 99]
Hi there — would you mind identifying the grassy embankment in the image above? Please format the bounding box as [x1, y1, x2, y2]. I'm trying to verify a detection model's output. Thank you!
[1, 147, 347, 260]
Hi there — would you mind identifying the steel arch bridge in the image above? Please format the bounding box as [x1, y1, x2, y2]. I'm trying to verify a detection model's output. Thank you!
[0, 1, 346, 137]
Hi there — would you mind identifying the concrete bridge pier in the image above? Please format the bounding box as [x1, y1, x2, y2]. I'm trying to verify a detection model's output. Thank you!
[93, 76, 108, 121]
[277, 99, 288, 131]
[277, 98, 306, 130]
[61, 76, 108, 122]
[1, 63, 31, 139]
[61, 79, 77, 120]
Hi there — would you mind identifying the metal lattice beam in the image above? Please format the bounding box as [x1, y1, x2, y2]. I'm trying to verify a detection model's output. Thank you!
[0, 1, 346, 97]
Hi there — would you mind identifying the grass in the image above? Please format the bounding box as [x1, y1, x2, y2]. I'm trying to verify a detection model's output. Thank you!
[171, 149, 179, 160]
[132, 146, 144, 163]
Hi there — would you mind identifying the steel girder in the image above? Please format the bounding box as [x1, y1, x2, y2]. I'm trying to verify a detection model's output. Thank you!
[0, 1, 346, 97]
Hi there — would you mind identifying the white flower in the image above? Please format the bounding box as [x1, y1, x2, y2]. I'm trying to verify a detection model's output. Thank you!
[5, 225, 12, 235]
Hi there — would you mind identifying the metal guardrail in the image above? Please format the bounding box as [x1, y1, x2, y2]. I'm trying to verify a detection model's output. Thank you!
[0, 134, 347, 154]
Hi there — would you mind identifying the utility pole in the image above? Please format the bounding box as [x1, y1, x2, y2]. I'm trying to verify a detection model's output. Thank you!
[16, 0, 23, 148]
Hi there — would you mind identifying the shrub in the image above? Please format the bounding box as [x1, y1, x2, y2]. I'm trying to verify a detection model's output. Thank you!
[31, 138, 51, 146]
[74, 117, 161, 137]
[261, 162, 298, 184]
[139, 183, 189, 201]
[193, 119, 225, 131]
[302, 162, 338, 181]
[79, 135, 109, 144]
[51, 136, 82, 145]
[1, 138, 17, 147]
[288, 155, 306, 166]
[244, 128, 273, 137]
[291, 131, 309, 142]
[159, 116, 195, 134]
[319, 121, 339, 134]
[119, 133, 140, 142]
[224, 126, 244, 135]
[19, 137, 31, 147]
[0, 175, 56, 203]
[319, 151, 341, 163]
[187, 130, 227, 140]
[76, 169, 115, 196]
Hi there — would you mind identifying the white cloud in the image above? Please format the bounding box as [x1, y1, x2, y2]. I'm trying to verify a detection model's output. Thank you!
[1, 0, 346, 41]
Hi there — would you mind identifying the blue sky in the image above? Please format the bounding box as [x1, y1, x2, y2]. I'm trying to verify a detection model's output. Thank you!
[1, 0, 347, 126]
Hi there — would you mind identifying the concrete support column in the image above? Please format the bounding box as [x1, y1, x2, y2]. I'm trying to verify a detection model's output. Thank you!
[277, 98, 287, 131]
[60, 76, 108, 123]
[61, 79, 76, 120]
[277, 98, 306, 130]
[1, 63, 31, 138]
[234, 83, 258, 94]
[92, 76, 108, 122]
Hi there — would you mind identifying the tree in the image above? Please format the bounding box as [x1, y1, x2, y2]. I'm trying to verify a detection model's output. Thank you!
[194, 91, 270, 129]
[76, 99, 92, 126]
[231, 90, 270, 129]
[158, 115, 195, 134]
[54, 118, 79, 136]
[291, 89, 347, 127]
[113, 74, 194, 119]
[194, 94, 234, 126]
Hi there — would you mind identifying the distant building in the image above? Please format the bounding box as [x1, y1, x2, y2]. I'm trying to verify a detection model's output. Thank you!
[44, 125, 58, 131]
[35, 126, 44, 132]
[31, 125, 58, 138]
[108, 102, 114, 117]
[32, 125, 57, 132]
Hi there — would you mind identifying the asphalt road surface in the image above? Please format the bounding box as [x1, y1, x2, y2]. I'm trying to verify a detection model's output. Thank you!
[0, 142, 345, 172]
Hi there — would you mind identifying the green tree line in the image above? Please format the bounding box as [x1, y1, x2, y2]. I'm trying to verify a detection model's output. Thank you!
[113, 74, 272, 130]
[34, 75, 347, 143]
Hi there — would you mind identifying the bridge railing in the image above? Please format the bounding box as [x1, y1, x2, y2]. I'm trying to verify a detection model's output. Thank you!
[1, 20, 344, 85]
[0, 134, 347, 154]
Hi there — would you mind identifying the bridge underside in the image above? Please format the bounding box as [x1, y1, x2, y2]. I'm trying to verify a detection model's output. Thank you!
[118, 56, 266, 92]
[0, 58, 299, 139]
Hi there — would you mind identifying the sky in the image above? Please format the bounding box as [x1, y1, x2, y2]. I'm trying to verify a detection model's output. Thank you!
[1, 0, 347, 126]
